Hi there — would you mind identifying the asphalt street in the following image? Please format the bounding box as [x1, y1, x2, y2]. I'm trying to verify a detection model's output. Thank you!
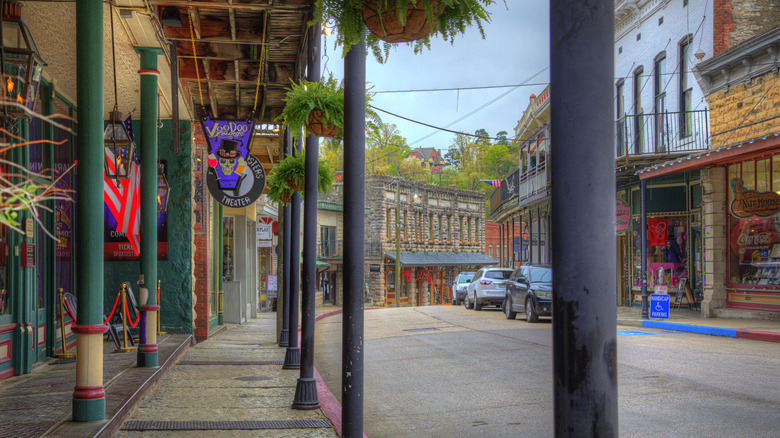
[314, 305, 780, 438]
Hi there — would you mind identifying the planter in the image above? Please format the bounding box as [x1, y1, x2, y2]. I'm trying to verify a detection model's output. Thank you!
[306, 110, 341, 138]
[287, 178, 303, 192]
[360, 0, 439, 44]
[280, 191, 292, 204]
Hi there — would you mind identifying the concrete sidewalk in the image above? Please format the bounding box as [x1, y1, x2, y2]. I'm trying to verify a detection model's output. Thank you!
[617, 306, 780, 343]
[115, 313, 338, 437]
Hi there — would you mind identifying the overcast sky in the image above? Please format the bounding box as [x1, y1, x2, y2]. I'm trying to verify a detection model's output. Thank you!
[323, 1, 550, 150]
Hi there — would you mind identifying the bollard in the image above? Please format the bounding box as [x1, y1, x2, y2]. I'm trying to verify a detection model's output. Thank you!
[115, 283, 137, 353]
[157, 279, 166, 336]
[55, 288, 75, 359]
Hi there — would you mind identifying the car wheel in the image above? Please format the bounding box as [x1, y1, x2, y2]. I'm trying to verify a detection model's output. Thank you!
[525, 297, 538, 323]
[504, 297, 516, 320]
[464, 295, 472, 309]
[474, 296, 482, 311]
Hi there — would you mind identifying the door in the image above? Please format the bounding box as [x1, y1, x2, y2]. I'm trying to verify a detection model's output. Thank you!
[617, 235, 626, 306]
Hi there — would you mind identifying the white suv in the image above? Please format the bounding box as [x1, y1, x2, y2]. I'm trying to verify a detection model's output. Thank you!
[465, 268, 514, 311]
[451, 272, 474, 305]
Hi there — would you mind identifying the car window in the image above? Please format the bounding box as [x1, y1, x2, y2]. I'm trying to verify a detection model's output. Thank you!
[529, 267, 552, 283]
[461, 275, 474, 283]
[510, 268, 522, 281]
[485, 270, 512, 280]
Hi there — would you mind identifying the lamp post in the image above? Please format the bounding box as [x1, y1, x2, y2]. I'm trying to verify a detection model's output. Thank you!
[394, 178, 417, 308]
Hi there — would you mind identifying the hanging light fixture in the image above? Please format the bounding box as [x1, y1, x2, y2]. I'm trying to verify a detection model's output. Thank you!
[0, 1, 45, 123]
[104, 111, 136, 179]
[157, 167, 170, 212]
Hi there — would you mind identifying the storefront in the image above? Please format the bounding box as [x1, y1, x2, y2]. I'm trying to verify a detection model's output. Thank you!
[724, 154, 780, 311]
[619, 171, 703, 308]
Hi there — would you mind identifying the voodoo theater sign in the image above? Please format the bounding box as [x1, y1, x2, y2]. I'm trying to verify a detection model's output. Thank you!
[202, 117, 266, 208]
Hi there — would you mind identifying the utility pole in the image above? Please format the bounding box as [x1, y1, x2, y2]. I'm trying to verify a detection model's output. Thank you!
[395, 178, 401, 307]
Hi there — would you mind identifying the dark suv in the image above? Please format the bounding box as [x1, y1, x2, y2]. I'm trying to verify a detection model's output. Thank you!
[503, 265, 553, 322]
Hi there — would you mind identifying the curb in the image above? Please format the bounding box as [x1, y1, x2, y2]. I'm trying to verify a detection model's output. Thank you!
[313, 309, 368, 438]
[94, 335, 193, 437]
[618, 319, 780, 343]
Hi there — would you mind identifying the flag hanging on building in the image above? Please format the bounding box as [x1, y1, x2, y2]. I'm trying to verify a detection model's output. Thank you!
[118, 147, 141, 256]
[123, 114, 135, 142]
[481, 180, 503, 187]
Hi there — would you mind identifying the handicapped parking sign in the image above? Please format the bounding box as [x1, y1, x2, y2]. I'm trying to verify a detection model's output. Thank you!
[650, 294, 669, 319]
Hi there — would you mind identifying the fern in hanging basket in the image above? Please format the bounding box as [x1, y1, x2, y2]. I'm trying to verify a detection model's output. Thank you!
[275, 75, 344, 141]
[315, 0, 493, 63]
[265, 152, 336, 205]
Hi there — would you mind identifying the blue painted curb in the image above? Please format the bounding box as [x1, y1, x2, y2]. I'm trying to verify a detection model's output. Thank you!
[641, 320, 738, 337]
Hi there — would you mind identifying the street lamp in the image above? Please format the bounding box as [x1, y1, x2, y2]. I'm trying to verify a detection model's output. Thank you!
[104, 111, 136, 180]
[394, 177, 418, 307]
[0, 1, 45, 124]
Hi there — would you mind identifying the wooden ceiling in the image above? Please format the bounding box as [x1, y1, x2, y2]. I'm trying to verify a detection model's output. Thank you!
[152, 0, 313, 125]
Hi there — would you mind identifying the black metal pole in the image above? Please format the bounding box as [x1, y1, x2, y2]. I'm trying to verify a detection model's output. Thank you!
[283, 132, 302, 369]
[279, 131, 292, 347]
[342, 33, 365, 437]
[293, 22, 321, 410]
[641, 179, 649, 319]
[528, 210, 533, 265]
[551, 0, 617, 435]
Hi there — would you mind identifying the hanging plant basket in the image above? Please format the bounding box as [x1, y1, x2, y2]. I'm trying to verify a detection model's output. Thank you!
[306, 109, 342, 138]
[360, 0, 440, 43]
[287, 178, 303, 192]
[280, 190, 292, 204]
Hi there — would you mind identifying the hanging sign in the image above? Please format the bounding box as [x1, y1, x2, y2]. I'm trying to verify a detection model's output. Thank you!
[616, 198, 631, 234]
[202, 116, 266, 208]
[729, 178, 780, 218]
[647, 218, 667, 247]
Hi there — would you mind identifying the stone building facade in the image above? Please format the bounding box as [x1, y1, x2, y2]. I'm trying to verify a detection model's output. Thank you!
[639, 17, 780, 317]
[366, 176, 497, 306]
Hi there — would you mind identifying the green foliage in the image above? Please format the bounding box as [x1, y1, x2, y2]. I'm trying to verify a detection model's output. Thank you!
[266, 152, 335, 205]
[275, 75, 344, 141]
[315, 0, 493, 63]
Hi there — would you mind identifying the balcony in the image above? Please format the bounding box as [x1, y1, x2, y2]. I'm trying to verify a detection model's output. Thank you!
[518, 155, 550, 204]
[319, 240, 383, 260]
[616, 109, 709, 158]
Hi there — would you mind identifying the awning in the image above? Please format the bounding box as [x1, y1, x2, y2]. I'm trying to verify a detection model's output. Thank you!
[302, 255, 330, 268]
[385, 252, 499, 267]
[638, 131, 780, 180]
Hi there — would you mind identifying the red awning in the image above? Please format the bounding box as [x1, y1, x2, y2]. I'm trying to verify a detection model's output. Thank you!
[638, 132, 780, 180]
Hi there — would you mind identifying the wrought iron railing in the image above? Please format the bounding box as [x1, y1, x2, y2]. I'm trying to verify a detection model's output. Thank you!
[616, 109, 709, 157]
[319, 240, 383, 259]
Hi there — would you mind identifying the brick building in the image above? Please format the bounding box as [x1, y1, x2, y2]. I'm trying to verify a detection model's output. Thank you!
[638, 4, 780, 316]
[485, 221, 522, 268]
[367, 176, 497, 306]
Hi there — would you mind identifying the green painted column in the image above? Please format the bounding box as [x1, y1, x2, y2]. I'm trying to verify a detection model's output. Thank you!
[72, 0, 105, 422]
[218, 204, 224, 325]
[42, 84, 57, 356]
[134, 46, 163, 368]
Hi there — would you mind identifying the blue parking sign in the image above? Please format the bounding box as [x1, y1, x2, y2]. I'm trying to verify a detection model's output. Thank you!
[650, 294, 669, 319]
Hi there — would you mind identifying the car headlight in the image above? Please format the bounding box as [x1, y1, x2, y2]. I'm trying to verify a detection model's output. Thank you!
[534, 289, 552, 298]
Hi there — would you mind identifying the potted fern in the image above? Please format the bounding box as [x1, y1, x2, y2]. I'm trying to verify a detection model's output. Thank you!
[315, 0, 493, 62]
[266, 152, 336, 205]
[276, 75, 344, 140]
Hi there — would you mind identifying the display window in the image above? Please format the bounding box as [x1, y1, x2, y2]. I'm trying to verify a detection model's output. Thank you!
[727, 156, 780, 286]
[631, 215, 688, 290]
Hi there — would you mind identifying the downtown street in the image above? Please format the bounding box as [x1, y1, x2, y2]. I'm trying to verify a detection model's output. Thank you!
[315, 306, 780, 438]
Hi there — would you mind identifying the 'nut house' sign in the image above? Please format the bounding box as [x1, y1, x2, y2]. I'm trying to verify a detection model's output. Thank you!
[202, 116, 266, 208]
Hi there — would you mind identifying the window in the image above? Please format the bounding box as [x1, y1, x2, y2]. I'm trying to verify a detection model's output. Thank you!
[437, 215, 442, 241]
[447, 216, 451, 241]
[488, 245, 492, 258]
[633, 67, 645, 153]
[428, 214, 433, 241]
[320, 225, 337, 257]
[679, 35, 693, 137]
[616, 79, 625, 156]
[403, 211, 408, 240]
[474, 219, 479, 243]
[654, 53, 667, 152]
[467, 218, 472, 242]
[459, 216, 463, 242]
[386, 209, 392, 239]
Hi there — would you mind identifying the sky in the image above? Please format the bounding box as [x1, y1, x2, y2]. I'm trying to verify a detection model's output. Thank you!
[323, 1, 550, 150]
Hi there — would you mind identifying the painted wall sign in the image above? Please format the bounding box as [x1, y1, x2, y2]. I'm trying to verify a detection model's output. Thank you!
[616, 198, 631, 234]
[21, 243, 35, 268]
[729, 178, 780, 218]
[202, 116, 266, 208]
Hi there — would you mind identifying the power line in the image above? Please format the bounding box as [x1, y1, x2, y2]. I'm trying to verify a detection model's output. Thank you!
[373, 83, 549, 94]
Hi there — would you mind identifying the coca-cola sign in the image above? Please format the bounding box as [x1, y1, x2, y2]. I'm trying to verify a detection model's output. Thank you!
[730, 217, 779, 260]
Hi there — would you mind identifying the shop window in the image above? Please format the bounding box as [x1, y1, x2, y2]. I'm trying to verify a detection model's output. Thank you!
[631, 216, 689, 290]
[727, 159, 780, 285]
[223, 216, 234, 281]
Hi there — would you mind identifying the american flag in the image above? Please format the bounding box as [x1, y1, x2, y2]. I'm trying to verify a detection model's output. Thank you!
[118, 146, 141, 256]
[104, 148, 125, 222]
[481, 180, 503, 187]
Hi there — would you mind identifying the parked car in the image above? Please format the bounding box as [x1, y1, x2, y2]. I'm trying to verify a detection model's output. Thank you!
[503, 265, 553, 322]
[451, 272, 474, 305]
[465, 267, 514, 310]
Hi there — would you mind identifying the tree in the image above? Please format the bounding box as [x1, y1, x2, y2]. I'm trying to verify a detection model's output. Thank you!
[365, 119, 410, 176]
[495, 131, 510, 146]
